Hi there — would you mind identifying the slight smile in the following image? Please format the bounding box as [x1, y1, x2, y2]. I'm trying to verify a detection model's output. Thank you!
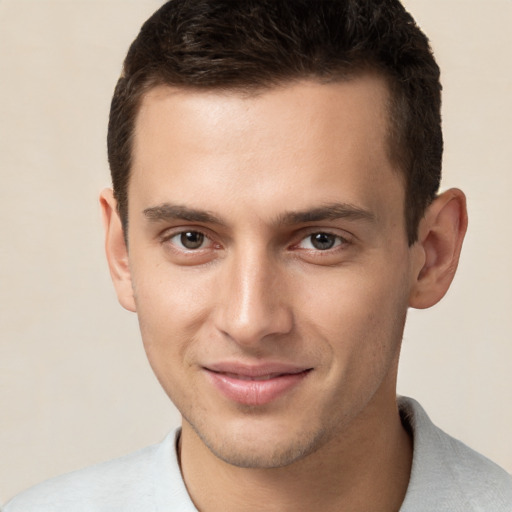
[203, 363, 313, 406]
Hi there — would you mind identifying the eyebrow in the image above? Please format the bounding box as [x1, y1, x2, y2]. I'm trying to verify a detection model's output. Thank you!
[143, 204, 224, 225]
[143, 202, 375, 226]
[276, 203, 376, 225]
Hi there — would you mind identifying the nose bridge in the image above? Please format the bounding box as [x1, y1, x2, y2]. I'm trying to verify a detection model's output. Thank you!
[215, 243, 291, 345]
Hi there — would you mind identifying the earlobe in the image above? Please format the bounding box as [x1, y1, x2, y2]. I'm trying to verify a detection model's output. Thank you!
[409, 188, 468, 309]
[99, 188, 137, 312]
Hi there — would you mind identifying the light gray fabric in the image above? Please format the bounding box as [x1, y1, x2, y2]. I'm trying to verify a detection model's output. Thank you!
[4, 431, 196, 512]
[4, 397, 512, 511]
[398, 397, 512, 511]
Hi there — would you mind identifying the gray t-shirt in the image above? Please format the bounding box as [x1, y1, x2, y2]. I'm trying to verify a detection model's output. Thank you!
[4, 397, 512, 511]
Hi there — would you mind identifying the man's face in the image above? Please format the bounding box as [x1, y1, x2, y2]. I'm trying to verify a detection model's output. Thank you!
[124, 76, 420, 468]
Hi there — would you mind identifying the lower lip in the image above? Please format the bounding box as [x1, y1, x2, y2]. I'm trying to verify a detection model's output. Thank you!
[205, 370, 310, 406]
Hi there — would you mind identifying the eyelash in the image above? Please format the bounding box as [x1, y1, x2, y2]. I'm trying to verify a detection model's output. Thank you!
[160, 229, 350, 254]
[294, 231, 349, 252]
[160, 230, 217, 251]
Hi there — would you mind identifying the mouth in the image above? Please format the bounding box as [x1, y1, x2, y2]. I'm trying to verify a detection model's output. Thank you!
[218, 372, 296, 381]
[203, 363, 312, 406]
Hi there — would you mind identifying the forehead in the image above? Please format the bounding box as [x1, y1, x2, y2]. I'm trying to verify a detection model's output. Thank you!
[134, 75, 392, 154]
[130, 76, 403, 226]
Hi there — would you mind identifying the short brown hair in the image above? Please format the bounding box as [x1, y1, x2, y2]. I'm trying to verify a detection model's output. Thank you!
[108, 0, 442, 244]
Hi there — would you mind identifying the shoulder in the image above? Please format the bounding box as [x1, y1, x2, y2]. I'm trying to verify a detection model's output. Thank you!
[399, 396, 512, 512]
[4, 429, 195, 512]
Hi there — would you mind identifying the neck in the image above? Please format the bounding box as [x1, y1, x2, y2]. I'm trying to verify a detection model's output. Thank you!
[179, 394, 412, 512]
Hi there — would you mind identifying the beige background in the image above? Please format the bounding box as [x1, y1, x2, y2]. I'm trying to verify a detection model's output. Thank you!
[1, 0, 511, 503]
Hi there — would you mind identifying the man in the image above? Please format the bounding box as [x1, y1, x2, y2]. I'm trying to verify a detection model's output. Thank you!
[5, 0, 512, 510]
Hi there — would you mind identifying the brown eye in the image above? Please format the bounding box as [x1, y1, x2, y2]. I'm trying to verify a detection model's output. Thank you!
[179, 231, 205, 249]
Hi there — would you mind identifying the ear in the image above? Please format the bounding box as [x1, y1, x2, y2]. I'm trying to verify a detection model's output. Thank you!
[409, 188, 468, 309]
[99, 189, 136, 312]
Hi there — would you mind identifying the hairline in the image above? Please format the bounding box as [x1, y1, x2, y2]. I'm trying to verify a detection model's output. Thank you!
[119, 67, 411, 244]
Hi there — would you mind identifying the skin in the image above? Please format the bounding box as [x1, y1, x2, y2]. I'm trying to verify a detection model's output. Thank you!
[101, 75, 467, 511]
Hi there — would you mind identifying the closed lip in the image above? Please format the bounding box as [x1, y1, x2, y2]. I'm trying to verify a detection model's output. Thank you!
[202, 361, 313, 406]
[203, 361, 313, 378]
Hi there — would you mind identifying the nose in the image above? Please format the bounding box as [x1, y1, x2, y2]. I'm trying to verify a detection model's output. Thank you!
[213, 248, 293, 347]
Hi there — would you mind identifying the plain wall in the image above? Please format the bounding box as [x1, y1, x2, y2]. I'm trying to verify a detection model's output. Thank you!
[1, 0, 511, 503]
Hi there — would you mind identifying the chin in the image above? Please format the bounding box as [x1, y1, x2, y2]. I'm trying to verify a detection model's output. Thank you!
[188, 414, 331, 469]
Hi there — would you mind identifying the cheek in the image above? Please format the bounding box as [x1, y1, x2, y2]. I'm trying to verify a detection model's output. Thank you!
[298, 262, 406, 319]
[133, 261, 214, 319]
[131, 264, 216, 364]
[295, 257, 410, 361]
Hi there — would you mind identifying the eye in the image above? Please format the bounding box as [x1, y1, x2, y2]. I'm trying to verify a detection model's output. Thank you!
[169, 230, 209, 250]
[159, 228, 220, 266]
[298, 232, 345, 251]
